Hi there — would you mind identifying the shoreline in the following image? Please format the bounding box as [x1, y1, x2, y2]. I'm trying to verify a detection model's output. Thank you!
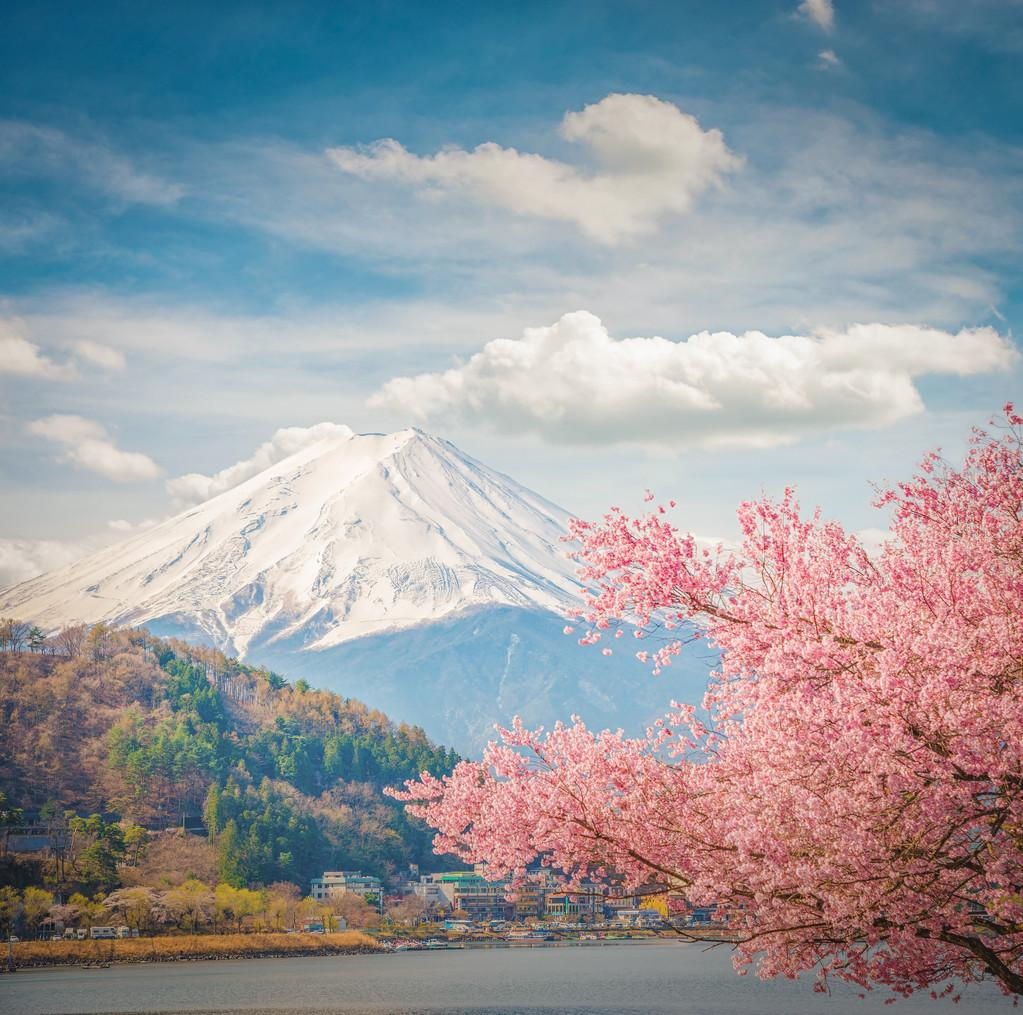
[4, 931, 703, 972]
[3, 931, 382, 971]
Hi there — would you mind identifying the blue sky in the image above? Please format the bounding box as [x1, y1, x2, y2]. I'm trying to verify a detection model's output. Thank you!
[1, 0, 1021, 586]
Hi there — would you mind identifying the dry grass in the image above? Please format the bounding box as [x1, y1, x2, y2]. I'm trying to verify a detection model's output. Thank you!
[10, 931, 381, 969]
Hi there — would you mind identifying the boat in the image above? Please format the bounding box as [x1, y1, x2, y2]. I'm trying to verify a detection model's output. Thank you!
[506, 928, 553, 941]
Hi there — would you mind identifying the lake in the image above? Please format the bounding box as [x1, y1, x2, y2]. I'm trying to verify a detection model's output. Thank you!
[0, 941, 1012, 1014]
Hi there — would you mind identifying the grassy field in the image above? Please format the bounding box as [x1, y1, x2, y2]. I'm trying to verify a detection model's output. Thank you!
[7, 931, 382, 969]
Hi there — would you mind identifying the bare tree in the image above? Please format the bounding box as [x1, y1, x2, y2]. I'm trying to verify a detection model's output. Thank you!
[54, 624, 87, 658]
[0, 618, 31, 653]
[329, 893, 380, 929]
[385, 895, 429, 927]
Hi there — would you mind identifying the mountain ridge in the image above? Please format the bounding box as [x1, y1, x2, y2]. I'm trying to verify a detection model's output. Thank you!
[1, 427, 580, 653]
[1, 427, 712, 755]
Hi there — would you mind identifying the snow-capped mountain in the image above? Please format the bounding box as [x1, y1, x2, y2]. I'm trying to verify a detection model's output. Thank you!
[2, 429, 577, 648]
[1, 428, 711, 754]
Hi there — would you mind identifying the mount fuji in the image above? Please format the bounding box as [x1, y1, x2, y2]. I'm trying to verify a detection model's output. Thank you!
[0, 428, 711, 754]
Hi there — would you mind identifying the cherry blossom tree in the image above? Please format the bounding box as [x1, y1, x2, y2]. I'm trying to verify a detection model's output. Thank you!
[392, 408, 1023, 1000]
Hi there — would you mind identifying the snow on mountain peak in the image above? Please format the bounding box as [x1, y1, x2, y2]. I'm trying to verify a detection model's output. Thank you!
[0, 427, 582, 657]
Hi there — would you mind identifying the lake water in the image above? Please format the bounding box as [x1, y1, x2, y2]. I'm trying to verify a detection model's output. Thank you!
[0, 941, 1012, 1014]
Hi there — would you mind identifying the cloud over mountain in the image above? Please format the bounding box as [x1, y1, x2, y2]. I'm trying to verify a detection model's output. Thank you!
[327, 94, 739, 244]
[0, 536, 96, 592]
[371, 311, 1016, 449]
[166, 421, 354, 506]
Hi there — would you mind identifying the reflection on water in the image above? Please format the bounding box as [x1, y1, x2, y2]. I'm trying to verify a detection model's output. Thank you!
[0, 941, 1012, 1014]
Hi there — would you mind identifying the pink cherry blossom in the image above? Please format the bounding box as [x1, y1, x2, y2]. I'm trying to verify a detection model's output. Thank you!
[390, 409, 1023, 1001]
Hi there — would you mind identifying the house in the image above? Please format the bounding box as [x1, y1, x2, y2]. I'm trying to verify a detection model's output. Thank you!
[310, 871, 383, 903]
[543, 890, 602, 923]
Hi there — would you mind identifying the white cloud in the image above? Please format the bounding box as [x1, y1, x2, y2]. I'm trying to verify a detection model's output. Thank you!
[370, 311, 1016, 449]
[0, 319, 127, 380]
[0, 121, 184, 206]
[73, 340, 126, 372]
[28, 414, 162, 482]
[166, 421, 354, 506]
[799, 0, 836, 32]
[0, 516, 164, 591]
[0, 324, 75, 379]
[0, 536, 93, 591]
[817, 48, 841, 68]
[326, 93, 740, 244]
[195, 99, 1019, 340]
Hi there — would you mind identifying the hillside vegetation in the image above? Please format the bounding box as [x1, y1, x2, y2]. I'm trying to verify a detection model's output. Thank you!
[0, 623, 458, 890]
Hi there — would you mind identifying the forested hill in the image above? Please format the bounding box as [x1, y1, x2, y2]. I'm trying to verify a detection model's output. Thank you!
[0, 624, 459, 888]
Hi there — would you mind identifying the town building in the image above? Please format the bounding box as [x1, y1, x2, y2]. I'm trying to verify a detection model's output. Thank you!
[510, 879, 544, 921]
[543, 889, 602, 923]
[426, 871, 514, 922]
[674, 901, 719, 927]
[389, 864, 637, 926]
[310, 871, 383, 903]
[603, 890, 643, 921]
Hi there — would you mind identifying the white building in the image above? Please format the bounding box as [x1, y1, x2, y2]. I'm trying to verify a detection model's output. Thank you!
[310, 871, 383, 902]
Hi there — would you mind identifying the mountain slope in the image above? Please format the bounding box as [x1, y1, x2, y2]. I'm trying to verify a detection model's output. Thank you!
[1, 427, 710, 754]
[251, 604, 715, 758]
[0, 630, 457, 885]
[1, 428, 577, 652]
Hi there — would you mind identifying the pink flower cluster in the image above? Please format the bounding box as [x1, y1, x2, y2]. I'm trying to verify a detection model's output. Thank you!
[390, 409, 1023, 1000]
